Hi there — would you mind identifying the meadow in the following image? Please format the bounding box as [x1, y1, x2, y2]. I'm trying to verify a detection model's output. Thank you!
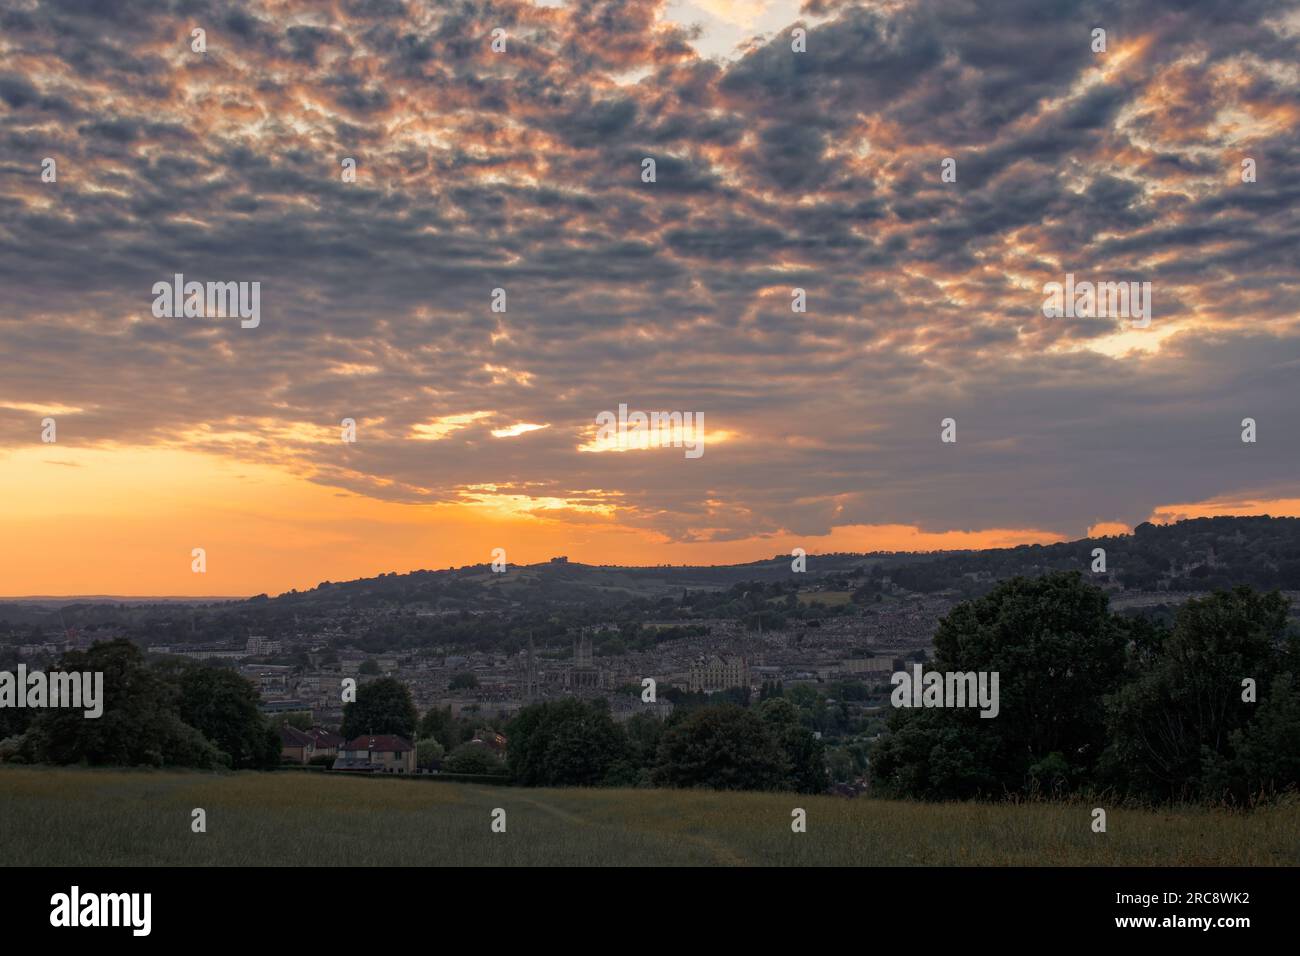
[1, 766, 1296, 866]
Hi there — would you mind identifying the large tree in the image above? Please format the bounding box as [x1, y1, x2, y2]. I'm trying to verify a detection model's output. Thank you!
[506, 698, 628, 787]
[340, 676, 418, 739]
[24, 639, 223, 769]
[759, 697, 830, 794]
[1104, 586, 1294, 802]
[872, 572, 1128, 799]
[651, 704, 787, 792]
[1212, 674, 1300, 801]
[417, 705, 460, 749]
[177, 664, 280, 769]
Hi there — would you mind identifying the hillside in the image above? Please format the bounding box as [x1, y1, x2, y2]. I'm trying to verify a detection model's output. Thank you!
[230, 514, 1300, 606]
[4, 516, 1299, 656]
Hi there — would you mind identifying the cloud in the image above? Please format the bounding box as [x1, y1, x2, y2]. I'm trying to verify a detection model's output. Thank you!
[0, 0, 1296, 557]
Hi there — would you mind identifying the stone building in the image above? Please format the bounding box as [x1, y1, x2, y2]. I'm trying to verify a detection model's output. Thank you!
[688, 655, 751, 693]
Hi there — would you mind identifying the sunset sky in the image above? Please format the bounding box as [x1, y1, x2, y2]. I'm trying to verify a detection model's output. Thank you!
[1, 0, 1298, 596]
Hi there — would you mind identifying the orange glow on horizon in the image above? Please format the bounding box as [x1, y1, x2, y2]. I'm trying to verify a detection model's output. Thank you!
[2, 446, 1297, 597]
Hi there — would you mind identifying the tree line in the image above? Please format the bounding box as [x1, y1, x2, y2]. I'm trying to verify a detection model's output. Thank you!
[870, 573, 1300, 805]
[0, 640, 279, 769]
[339, 674, 829, 792]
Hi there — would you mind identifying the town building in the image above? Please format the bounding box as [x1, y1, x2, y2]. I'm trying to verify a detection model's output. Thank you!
[688, 655, 751, 692]
[279, 725, 316, 764]
[333, 734, 417, 773]
[246, 635, 282, 656]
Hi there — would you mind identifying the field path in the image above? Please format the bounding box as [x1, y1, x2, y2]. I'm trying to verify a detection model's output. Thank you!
[473, 787, 751, 867]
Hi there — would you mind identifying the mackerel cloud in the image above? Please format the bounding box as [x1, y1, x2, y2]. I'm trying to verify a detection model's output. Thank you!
[1, 0, 1297, 544]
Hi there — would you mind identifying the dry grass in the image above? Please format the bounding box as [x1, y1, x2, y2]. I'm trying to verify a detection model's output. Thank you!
[1, 765, 1296, 866]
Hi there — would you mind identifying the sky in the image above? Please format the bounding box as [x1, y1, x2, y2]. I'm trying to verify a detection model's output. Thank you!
[0, 0, 1298, 596]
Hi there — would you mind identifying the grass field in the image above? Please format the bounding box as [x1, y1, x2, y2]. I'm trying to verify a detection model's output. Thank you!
[1, 766, 1296, 866]
[796, 590, 854, 606]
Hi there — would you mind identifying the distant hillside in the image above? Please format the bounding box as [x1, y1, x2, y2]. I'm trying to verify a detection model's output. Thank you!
[257, 514, 1300, 609]
[3, 516, 1297, 651]
[257, 552, 876, 610]
[856, 515, 1300, 596]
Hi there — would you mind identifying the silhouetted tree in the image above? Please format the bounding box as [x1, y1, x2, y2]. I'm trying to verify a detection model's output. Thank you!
[652, 705, 786, 791]
[340, 676, 417, 739]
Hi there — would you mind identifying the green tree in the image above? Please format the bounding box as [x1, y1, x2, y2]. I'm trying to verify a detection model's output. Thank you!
[443, 743, 504, 775]
[358, 659, 380, 676]
[25, 640, 224, 769]
[624, 712, 664, 768]
[417, 705, 460, 749]
[340, 676, 417, 739]
[651, 704, 787, 791]
[759, 697, 829, 793]
[177, 664, 280, 769]
[0, 706, 33, 740]
[506, 698, 629, 787]
[449, 672, 479, 691]
[1214, 673, 1300, 801]
[870, 709, 1002, 800]
[872, 572, 1127, 799]
[415, 737, 445, 770]
[1104, 587, 1292, 802]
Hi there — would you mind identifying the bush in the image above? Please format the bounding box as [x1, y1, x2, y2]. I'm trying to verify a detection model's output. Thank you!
[443, 743, 505, 775]
[415, 737, 445, 770]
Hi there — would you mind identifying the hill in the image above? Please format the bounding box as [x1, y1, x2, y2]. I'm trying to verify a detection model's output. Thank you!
[196, 514, 1300, 606]
[4, 515, 1298, 655]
